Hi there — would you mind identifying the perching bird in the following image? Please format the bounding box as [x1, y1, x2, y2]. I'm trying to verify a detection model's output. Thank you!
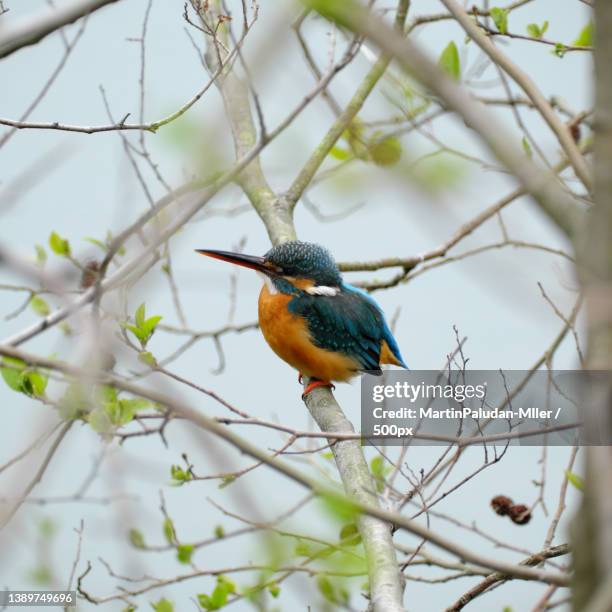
[197, 241, 407, 397]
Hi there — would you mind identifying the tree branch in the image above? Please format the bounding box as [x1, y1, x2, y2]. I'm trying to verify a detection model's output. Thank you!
[0, 343, 571, 589]
[0, 0, 122, 59]
[439, 0, 592, 192]
[0, 420, 73, 530]
[302, 391, 405, 610]
[573, 2, 612, 609]
[207, 2, 408, 609]
[337, 148, 583, 276]
[0, 42, 352, 347]
[309, 0, 585, 241]
[445, 544, 570, 611]
[285, 0, 410, 209]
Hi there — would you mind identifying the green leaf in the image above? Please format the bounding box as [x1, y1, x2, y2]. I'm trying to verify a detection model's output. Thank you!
[369, 136, 402, 167]
[438, 41, 461, 80]
[219, 475, 235, 488]
[211, 576, 235, 607]
[48, 231, 71, 256]
[317, 576, 336, 603]
[370, 455, 384, 477]
[338, 586, 350, 604]
[219, 576, 236, 594]
[370, 455, 390, 492]
[526, 24, 540, 38]
[306, 0, 357, 29]
[527, 21, 548, 39]
[565, 470, 584, 491]
[58, 383, 89, 420]
[521, 136, 532, 158]
[104, 400, 121, 425]
[118, 398, 149, 425]
[268, 582, 280, 598]
[198, 576, 235, 610]
[123, 305, 162, 348]
[573, 21, 592, 47]
[342, 119, 369, 160]
[329, 146, 351, 161]
[294, 541, 312, 557]
[60, 322, 73, 336]
[554, 42, 567, 58]
[163, 518, 176, 544]
[320, 493, 360, 523]
[490, 7, 509, 34]
[135, 303, 146, 329]
[176, 544, 194, 564]
[98, 387, 121, 425]
[339, 523, 361, 546]
[88, 408, 113, 433]
[1, 357, 25, 391]
[142, 315, 163, 336]
[214, 525, 225, 539]
[129, 528, 146, 549]
[122, 397, 149, 411]
[139, 351, 158, 367]
[84, 237, 108, 252]
[98, 385, 118, 404]
[170, 464, 192, 484]
[0, 358, 47, 397]
[197, 594, 213, 609]
[122, 323, 148, 344]
[35, 244, 47, 266]
[150, 598, 173, 612]
[30, 295, 50, 317]
[22, 371, 48, 397]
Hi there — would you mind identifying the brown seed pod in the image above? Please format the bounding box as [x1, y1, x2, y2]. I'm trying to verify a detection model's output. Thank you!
[81, 260, 100, 289]
[491, 495, 514, 516]
[569, 123, 581, 144]
[508, 504, 532, 525]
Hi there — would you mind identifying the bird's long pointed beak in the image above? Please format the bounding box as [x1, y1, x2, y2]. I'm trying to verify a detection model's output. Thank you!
[195, 249, 272, 274]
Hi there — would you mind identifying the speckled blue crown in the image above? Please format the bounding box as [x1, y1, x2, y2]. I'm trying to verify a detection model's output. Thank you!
[264, 241, 342, 286]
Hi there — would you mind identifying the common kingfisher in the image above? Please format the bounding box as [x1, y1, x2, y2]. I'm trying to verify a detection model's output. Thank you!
[196, 241, 407, 397]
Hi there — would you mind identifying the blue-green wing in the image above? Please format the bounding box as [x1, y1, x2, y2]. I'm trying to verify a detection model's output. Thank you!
[288, 285, 405, 373]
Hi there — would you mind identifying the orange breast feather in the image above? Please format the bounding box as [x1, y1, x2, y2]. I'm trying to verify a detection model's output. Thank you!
[258, 284, 360, 382]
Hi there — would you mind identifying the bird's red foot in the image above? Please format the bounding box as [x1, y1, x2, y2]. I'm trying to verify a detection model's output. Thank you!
[302, 379, 335, 399]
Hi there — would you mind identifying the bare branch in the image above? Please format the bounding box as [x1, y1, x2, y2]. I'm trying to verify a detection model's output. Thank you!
[0, 342, 572, 587]
[210, 1, 409, 608]
[314, 1, 586, 241]
[0, 0, 122, 59]
[0, 420, 73, 530]
[440, 0, 592, 191]
[445, 544, 570, 611]
[285, 0, 410, 209]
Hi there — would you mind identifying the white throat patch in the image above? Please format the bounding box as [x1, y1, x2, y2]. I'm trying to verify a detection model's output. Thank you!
[306, 285, 339, 296]
[258, 273, 278, 294]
